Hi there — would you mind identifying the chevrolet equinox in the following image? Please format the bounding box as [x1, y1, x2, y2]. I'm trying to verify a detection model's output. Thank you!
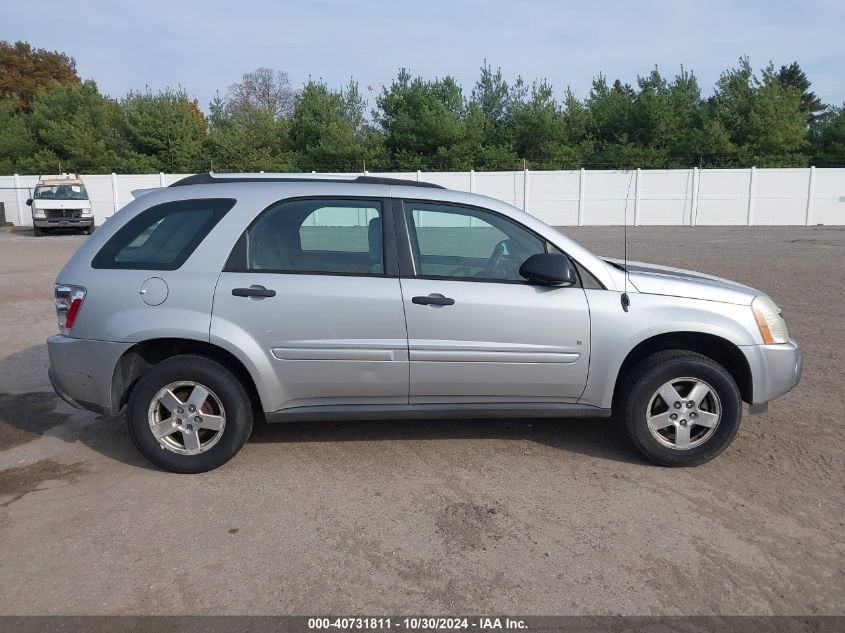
[47, 174, 802, 472]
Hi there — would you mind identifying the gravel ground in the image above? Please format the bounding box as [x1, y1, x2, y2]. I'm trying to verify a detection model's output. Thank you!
[0, 225, 842, 615]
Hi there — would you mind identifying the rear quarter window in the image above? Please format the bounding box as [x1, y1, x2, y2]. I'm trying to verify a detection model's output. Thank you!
[92, 198, 235, 270]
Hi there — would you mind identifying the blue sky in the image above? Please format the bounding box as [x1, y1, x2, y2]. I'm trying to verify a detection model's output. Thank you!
[4, 0, 843, 111]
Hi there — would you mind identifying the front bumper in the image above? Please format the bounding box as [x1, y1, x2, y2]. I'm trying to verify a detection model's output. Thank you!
[740, 339, 803, 407]
[34, 217, 94, 228]
[47, 335, 133, 416]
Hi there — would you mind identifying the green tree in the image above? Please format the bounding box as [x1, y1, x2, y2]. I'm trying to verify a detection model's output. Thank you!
[809, 105, 845, 166]
[24, 80, 146, 173]
[710, 58, 807, 166]
[507, 79, 562, 166]
[777, 61, 827, 125]
[560, 89, 592, 152]
[289, 80, 372, 171]
[0, 50, 837, 174]
[205, 94, 293, 172]
[586, 75, 639, 166]
[375, 69, 466, 169]
[469, 61, 513, 147]
[0, 97, 38, 173]
[454, 104, 520, 170]
[121, 88, 207, 172]
[617, 67, 735, 167]
[660, 68, 734, 166]
[0, 40, 80, 110]
[448, 62, 518, 169]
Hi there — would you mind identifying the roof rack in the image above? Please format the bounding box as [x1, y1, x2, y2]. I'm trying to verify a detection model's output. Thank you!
[168, 173, 444, 189]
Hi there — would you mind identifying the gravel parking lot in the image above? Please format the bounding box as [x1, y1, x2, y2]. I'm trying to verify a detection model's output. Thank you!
[0, 225, 842, 615]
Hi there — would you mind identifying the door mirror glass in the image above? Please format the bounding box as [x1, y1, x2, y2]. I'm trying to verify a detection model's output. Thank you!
[519, 253, 577, 286]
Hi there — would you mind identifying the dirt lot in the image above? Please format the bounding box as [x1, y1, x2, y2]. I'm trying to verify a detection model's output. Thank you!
[0, 225, 842, 615]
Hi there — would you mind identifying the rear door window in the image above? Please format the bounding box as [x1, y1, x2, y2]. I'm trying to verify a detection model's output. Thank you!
[92, 198, 235, 270]
[228, 198, 385, 276]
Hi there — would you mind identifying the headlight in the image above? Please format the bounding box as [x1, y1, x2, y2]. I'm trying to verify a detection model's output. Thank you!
[752, 295, 789, 344]
[32, 208, 46, 218]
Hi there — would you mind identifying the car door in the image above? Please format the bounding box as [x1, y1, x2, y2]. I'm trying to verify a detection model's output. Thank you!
[395, 199, 591, 403]
[211, 197, 409, 413]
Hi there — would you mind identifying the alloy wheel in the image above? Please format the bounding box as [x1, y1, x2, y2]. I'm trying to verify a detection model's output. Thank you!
[646, 377, 721, 450]
[147, 381, 226, 455]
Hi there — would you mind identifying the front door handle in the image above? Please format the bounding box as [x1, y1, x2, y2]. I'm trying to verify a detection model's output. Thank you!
[412, 294, 455, 306]
[232, 285, 276, 298]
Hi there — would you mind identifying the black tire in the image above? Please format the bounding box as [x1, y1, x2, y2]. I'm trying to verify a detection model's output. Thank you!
[127, 355, 254, 473]
[33, 226, 44, 237]
[82, 226, 92, 235]
[620, 350, 742, 466]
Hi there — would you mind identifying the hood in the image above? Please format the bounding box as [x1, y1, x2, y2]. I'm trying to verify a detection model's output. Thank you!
[603, 258, 759, 305]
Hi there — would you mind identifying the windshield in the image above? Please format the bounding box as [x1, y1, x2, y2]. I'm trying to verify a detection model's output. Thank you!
[34, 184, 89, 200]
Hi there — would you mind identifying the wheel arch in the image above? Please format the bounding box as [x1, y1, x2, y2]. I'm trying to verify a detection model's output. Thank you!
[611, 331, 753, 407]
[111, 338, 264, 419]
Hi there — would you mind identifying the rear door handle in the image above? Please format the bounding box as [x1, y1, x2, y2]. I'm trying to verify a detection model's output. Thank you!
[232, 285, 276, 298]
[412, 294, 455, 306]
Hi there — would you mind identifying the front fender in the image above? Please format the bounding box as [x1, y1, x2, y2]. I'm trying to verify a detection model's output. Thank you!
[580, 290, 760, 409]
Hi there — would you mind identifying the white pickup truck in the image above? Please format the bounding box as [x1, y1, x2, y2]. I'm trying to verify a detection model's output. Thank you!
[27, 175, 95, 236]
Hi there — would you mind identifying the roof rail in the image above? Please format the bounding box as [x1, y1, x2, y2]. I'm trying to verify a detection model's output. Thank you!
[168, 173, 444, 189]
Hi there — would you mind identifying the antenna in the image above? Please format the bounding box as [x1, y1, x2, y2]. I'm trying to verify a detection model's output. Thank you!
[620, 168, 635, 312]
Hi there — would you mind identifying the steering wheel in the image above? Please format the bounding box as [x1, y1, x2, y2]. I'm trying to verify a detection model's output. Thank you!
[482, 240, 508, 278]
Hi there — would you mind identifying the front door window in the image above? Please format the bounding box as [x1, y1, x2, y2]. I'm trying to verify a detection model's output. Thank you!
[404, 201, 546, 281]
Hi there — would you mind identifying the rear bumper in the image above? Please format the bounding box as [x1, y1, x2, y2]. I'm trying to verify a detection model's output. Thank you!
[740, 339, 803, 406]
[47, 335, 133, 416]
[48, 367, 85, 411]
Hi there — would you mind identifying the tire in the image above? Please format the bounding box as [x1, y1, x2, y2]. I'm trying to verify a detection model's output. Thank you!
[127, 355, 254, 473]
[33, 226, 44, 237]
[82, 226, 92, 235]
[620, 350, 742, 466]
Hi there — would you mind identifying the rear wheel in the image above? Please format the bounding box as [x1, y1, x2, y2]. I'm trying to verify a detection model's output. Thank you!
[620, 350, 742, 466]
[128, 355, 254, 473]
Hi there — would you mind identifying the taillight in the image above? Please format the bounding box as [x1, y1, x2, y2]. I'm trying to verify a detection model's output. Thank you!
[55, 284, 86, 335]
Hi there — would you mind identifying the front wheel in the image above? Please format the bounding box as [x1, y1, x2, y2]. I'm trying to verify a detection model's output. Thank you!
[127, 355, 254, 473]
[620, 350, 742, 466]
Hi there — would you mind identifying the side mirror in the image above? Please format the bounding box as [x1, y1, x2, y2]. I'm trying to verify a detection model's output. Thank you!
[26, 198, 32, 206]
[519, 253, 577, 287]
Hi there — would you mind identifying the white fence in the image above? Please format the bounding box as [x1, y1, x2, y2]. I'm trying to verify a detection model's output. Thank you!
[1, 167, 843, 227]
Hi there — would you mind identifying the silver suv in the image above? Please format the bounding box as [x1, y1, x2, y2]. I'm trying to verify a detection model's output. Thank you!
[47, 174, 802, 472]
